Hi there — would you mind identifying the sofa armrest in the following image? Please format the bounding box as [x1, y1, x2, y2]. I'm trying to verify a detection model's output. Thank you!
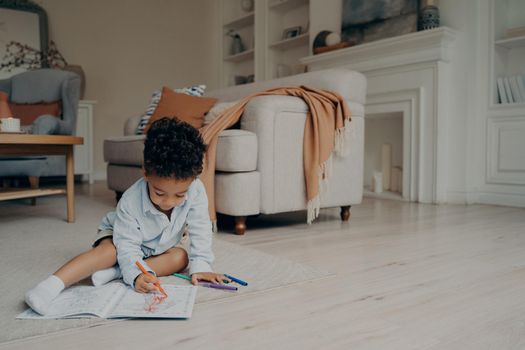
[124, 115, 142, 136]
[239, 95, 364, 214]
[240, 96, 308, 213]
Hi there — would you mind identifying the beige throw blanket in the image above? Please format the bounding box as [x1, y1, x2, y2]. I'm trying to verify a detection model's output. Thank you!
[200, 86, 352, 227]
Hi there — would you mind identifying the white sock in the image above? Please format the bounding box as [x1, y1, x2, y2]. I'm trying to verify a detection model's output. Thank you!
[91, 265, 122, 286]
[25, 275, 65, 315]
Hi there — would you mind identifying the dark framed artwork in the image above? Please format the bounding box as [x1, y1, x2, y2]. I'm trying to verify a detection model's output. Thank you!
[0, 0, 49, 77]
[341, 0, 419, 45]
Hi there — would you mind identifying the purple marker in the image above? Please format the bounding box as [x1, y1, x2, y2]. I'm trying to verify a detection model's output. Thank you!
[199, 282, 238, 291]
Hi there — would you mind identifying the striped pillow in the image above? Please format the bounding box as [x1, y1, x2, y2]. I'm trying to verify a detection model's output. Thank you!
[135, 85, 206, 134]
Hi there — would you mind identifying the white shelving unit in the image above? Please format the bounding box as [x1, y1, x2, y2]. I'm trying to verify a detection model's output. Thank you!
[266, 0, 309, 80]
[485, 0, 525, 188]
[490, 0, 525, 107]
[217, 0, 310, 87]
[219, 0, 256, 87]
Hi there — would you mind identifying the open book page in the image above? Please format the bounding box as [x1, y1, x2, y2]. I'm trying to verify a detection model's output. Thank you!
[109, 285, 197, 319]
[17, 282, 127, 319]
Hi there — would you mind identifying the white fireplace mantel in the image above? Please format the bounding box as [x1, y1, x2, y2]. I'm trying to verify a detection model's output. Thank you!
[301, 27, 460, 204]
[301, 27, 458, 73]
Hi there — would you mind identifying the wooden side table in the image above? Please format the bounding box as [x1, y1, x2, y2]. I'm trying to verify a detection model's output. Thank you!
[0, 134, 84, 223]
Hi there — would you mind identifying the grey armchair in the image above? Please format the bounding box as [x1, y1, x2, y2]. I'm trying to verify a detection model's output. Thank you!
[0, 69, 81, 191]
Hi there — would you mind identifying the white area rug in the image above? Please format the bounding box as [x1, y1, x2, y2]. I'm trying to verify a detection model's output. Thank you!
[0, 192, 331, 344]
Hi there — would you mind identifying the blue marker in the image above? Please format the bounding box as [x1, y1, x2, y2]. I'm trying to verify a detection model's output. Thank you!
[224, 274, 248, 286]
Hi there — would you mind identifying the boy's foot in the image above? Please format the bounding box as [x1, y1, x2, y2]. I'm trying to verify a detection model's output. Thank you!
[25, 275, 65, 315]
[91, 266, 122, 286]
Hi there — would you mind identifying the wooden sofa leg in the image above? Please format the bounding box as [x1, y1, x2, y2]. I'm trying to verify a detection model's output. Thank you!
[29, 176, 39, 206]
[234, 216, 247, 235]
[115, 191, 123, 203]
[340, 206, 351, 221]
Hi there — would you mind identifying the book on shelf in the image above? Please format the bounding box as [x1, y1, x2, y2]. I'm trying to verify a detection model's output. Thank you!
[497, 77, 508, 104]
[503, 77, 514, 103]
[517, 75, 525, 102]
[509, 76, 524, 103]
[497, 75, 525, 104]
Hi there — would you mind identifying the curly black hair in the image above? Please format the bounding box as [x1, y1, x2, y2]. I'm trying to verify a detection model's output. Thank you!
[143, 117, 207, 179]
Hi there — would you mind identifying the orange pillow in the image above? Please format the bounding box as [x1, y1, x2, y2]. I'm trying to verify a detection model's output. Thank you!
[9, 101, 61, 126]
[145, 87, 217, 132]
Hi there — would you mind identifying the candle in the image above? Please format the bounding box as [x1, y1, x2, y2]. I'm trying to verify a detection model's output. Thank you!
[372, 171, 383, 193]
[0, 117, 21, 132]
[381, 143, 392, 191]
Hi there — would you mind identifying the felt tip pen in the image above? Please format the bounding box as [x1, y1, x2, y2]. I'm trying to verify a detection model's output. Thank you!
[224, 274, 248, 286]
[135, 261, 167, 297]
[172, 273, 192, 281]
[199, 282, 238, 291]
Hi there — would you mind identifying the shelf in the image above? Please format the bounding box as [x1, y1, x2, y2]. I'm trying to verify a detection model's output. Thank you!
[269, 0, 308, 12]
[0, 188, 66, 201]
[495, 35, 525, 49]
[489, 102, 525, 113]
[223, 12, 254, 30]
[269, 33, 309, 50]
[223, 49, 254, 62]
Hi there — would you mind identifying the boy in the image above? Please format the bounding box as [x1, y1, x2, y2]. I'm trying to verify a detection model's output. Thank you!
[25, 117, 227, 315]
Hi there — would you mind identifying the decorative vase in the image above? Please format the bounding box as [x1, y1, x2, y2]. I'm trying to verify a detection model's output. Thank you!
[62, 64, 86, 99]
[231, 34, 245, 55]
[419, 4, 440, 30]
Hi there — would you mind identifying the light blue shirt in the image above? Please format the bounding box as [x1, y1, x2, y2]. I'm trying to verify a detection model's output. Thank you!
[99, 178, 214, 286]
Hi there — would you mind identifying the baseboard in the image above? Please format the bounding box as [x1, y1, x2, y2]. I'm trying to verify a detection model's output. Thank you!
[446, 190, 468, 204]
[475, 191, 525, 208]
[447, 189, 525, 207]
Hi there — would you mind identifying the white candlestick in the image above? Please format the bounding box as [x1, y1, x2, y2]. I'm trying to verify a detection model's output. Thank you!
[372, 171, 383, 193]
[381, 143, 392, 191]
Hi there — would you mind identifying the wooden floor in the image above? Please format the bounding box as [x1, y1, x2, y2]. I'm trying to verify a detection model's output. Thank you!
[3, 187, 525, 350]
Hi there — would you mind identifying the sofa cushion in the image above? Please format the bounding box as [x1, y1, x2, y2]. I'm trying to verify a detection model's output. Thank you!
[9, 101, 61, 125]
[135, 85, 206, 134]
[216, 129, 257, 172]
[104, 135, 145, 166]
[107, 164, 143, 193]
[104, 130, 257, 172]
[145, 87, 217, 132]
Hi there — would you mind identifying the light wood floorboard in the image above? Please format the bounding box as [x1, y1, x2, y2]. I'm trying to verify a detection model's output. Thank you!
[2, 183, 525, 349]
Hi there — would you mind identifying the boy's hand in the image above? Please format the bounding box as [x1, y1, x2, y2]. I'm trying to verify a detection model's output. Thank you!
[135, 273, 160, 293]
[191, 272, 230, 285]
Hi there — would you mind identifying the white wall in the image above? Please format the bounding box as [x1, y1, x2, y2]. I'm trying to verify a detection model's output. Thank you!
[39, 0, 217, 179]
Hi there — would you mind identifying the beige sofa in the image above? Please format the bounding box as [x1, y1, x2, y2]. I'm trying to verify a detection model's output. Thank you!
[104, 68, 366, 234]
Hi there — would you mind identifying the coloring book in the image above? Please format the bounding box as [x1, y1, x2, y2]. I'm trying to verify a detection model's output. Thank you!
[17, 281, 197, 319]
